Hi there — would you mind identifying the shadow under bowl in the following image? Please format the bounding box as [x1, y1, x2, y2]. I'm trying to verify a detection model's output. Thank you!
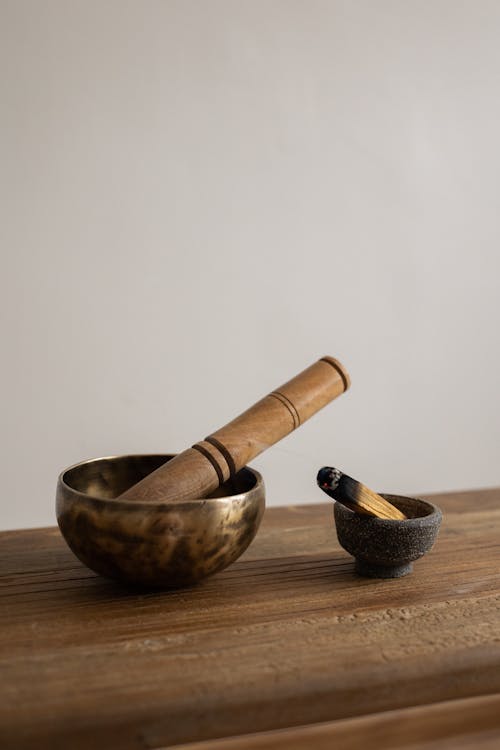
[56, 454, 265, 589]
[334, 494, 442, 578]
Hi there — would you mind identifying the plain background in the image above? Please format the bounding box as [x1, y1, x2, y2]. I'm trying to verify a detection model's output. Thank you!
[2, 0, 500, 530]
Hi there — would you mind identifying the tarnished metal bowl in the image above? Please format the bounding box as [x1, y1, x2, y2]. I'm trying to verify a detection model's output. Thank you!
[56, 454, 265, 588]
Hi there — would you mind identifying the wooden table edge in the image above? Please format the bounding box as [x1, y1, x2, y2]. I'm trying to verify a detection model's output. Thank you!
[163, 691, 500, 750]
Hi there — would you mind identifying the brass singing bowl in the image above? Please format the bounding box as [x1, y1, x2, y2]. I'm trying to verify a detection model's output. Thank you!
[56, 454, 265, 589]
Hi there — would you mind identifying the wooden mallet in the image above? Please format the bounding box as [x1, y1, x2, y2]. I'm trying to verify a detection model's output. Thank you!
[119, 357, 350, 504]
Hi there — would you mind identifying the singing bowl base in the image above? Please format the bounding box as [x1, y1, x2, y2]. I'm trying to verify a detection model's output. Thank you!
[334, 494, 442, 578]
[56, 454, 265, 589]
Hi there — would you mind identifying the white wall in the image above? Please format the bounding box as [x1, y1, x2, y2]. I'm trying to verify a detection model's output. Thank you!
[2, 0, 500, 530]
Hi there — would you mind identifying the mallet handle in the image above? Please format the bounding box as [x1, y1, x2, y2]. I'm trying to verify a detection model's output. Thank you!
[119, 356, 350, 503]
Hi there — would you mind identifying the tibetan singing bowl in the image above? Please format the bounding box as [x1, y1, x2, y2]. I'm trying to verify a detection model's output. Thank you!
[56, 454, 265, 588]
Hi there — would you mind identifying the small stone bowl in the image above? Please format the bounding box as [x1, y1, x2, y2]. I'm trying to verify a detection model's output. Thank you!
[334, 494, 442, 578]
[56, 454, 265, 589]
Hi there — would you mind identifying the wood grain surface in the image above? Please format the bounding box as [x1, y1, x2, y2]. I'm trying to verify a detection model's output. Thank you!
[1, 488, 500, 749]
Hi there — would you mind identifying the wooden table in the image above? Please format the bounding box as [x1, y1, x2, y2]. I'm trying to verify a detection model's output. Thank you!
[2, 489, 500, 749]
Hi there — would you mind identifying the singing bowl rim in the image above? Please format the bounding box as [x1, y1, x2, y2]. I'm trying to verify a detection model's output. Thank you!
[57, 453, 263, 508]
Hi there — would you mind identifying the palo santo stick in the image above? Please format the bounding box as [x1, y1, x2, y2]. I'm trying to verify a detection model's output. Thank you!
[316, 467, 406, 520]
